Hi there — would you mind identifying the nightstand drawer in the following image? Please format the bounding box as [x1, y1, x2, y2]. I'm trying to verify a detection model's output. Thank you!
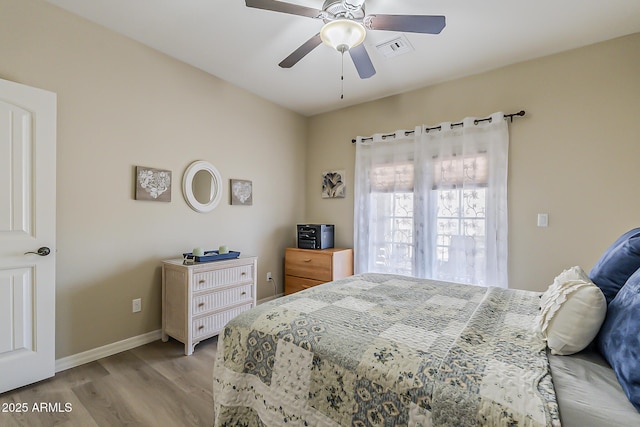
[193, 284, 253, 315]
[283, 248, 353, 295]
[285, 275, 323, 295]
[192, 303, 252, 339]
[193, 265, 253, 292]
[285, 250, 332, 281]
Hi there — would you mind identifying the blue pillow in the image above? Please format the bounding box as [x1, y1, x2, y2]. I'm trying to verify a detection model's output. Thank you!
[589, 228, 640, 304]
[598, 267, 640, 411]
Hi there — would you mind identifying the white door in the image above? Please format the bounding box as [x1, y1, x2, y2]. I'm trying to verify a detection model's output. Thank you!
[0, 78, 56, 393]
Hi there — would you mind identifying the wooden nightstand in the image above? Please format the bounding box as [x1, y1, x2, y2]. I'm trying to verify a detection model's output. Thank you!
[161, 256, 257, 355]
[284, 248, 353, 295]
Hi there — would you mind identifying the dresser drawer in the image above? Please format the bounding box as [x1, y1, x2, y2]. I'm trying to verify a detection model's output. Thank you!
[193, 265, 253, 292]
[192, 303, 252, 339]
[285, 250, 332, 281]
[193, 284, 253, 315]
[163, 256, 257, 355]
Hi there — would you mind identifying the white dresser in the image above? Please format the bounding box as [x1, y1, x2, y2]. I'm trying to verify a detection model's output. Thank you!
[161, 256, 257, 355]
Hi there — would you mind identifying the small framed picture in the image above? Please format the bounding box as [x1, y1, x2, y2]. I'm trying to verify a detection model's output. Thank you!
[135, 166, 171, 202]
[231, 179, 253, 205]
[322, 170, 346, 198]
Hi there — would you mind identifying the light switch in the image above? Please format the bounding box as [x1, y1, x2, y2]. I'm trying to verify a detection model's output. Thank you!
[537, 213, 549, 227]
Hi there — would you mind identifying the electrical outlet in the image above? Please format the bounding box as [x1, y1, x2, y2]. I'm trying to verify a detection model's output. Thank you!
[266, 272, 272, 281]
[537, 213, 549, 227]
[132, 298, 142, 313]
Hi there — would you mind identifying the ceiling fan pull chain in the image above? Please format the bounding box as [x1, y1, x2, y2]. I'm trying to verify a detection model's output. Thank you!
[341, 50, 344, 100]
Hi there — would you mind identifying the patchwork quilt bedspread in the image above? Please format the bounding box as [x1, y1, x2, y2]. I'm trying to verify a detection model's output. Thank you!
[213, 273, 561, 426]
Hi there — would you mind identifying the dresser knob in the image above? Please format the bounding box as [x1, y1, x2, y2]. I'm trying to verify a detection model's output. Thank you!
[199, 280, 205, 284]
[198, 325, 204, 330]
[198, 303, 205, 308]
[303, 258, 311, 262]
[241, 272, 246, 276]
[241, 291, 247, 296]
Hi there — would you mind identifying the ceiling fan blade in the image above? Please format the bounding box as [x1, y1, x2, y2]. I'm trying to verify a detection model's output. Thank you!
[245, 0, 324, 19]
[349, 44, 376, 79]
[365, 14, 446, 34]
[279, 33, 323, 68]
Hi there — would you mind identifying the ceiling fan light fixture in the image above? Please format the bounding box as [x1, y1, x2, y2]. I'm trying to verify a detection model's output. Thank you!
[320, 19, 366, 52]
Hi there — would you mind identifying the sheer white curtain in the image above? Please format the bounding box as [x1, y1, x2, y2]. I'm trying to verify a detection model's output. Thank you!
[354, 130, 417, 277]
[354, 112, 509, 287]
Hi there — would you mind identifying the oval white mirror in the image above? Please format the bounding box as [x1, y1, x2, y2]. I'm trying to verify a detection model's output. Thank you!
[182, 160, 222, 213]
[192, 169, 212, 204]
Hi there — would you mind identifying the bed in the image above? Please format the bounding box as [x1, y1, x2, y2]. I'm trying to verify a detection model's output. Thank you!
[214, 273, 560, 426]
[213, 229, 640, 426]
[548, 347, 640, 427]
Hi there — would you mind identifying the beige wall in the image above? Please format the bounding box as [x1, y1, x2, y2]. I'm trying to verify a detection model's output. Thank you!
[3, 0, 639, 360]
[1, 0, 307, 358]
[307, 33, 640, 292]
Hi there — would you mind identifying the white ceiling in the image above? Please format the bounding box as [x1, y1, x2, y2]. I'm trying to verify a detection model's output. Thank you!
[45, 0, 640, 116]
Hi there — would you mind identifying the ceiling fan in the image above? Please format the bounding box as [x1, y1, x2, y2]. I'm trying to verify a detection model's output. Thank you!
[245, 0, 446, 79]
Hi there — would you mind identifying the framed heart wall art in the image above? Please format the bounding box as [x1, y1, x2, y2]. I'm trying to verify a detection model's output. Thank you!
[135, 166, 172, 202]
[230, 179, 253, 206]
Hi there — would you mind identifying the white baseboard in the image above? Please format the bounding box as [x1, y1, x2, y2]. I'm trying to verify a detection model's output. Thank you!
[55, 329, 162, 373]
[54, 297, 283, 373]
[257, 293, 284, 305]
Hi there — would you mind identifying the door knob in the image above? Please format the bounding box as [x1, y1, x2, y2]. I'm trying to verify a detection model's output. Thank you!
[24, 247, 51, 256]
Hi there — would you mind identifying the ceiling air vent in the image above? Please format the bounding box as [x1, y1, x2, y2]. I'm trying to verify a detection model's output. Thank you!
[374, 34, 414, 59]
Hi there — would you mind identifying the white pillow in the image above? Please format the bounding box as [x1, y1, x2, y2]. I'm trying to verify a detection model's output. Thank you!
[552, 265, 591, 285]
[534, 267, 607, 355]
[539, 265, 590, 309]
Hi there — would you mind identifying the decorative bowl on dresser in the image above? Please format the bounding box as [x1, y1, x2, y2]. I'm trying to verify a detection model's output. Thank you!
[161, 256, 257, 355]
[284, 247, 353, 295]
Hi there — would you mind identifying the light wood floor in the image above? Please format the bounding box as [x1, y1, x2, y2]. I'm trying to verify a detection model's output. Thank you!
[0, 337, 218, 427]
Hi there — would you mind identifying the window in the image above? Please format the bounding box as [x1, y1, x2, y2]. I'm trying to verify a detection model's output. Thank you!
[369, 161, 414, 275]
[368, 154, 488, 283]
[371, 191, 414, 275]
[433, 153, 488, 284]
[354, 114, 508, 287]
[435, 187, 486, 284]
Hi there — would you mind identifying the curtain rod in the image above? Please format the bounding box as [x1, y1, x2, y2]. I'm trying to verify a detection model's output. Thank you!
[351, 110, 525, 144]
